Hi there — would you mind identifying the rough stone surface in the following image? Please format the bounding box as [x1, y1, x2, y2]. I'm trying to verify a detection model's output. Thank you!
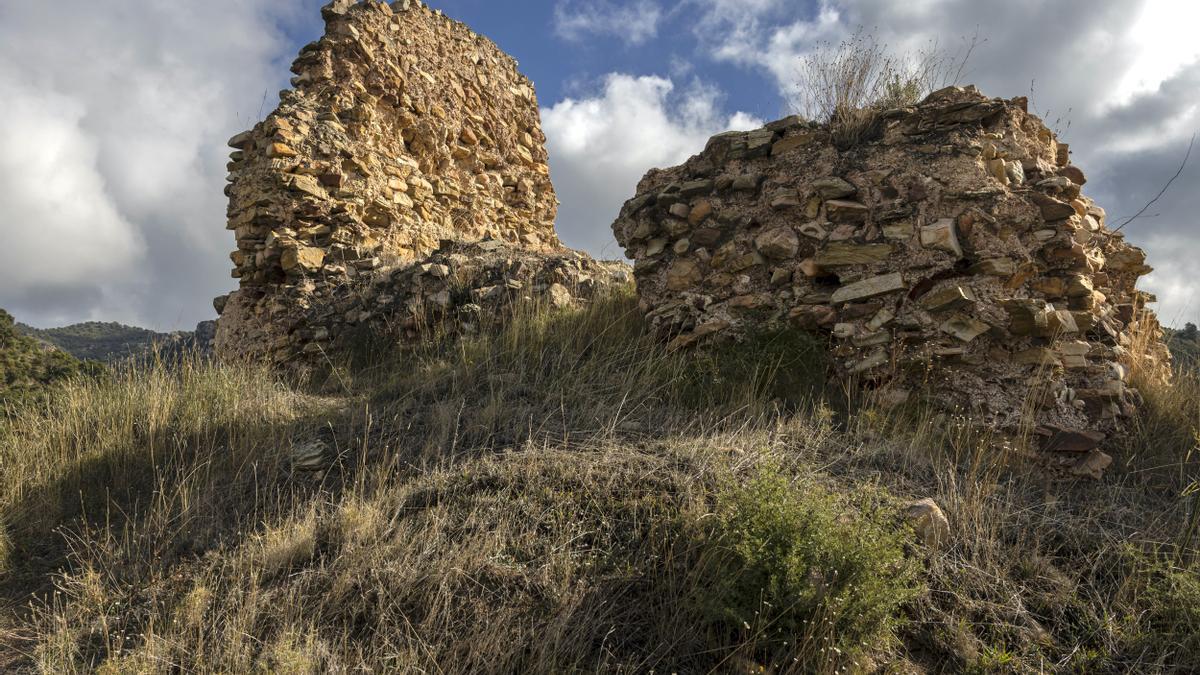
[215, 0, 566, 363]
[287, 239, 630, 359]
[612, 86, 1171, 465]
[905, 498, 951, 548]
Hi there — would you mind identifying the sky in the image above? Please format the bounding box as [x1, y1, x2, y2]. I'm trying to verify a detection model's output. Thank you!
[0, 0, 1197, 330]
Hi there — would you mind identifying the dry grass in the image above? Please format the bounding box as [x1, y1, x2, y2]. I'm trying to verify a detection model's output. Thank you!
[794, 29, 980, 148]
[1, 289, 1198, 673]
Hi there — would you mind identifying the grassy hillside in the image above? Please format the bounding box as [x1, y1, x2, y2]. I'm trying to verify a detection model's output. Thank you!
[17, 319, 216, 366]
[0, 309, 90, 409]
[16, 321, 166, 363]
[0, 290, 1197, 673]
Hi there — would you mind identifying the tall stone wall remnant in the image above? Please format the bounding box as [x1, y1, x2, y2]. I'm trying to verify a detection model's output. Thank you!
[612, 86, 1170, 469]
[215, 0, 564, 362]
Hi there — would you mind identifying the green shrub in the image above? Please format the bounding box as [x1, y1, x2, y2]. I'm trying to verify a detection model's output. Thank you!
[15, 319, 164, 362]
[698, 465, 921, 670]
[1167, 324, 1200, 372]
[0, 308, 97, 410]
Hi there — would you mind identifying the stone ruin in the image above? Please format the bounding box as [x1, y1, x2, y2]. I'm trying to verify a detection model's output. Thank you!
[214, 0, 626, 363]
[211, 1, 1171, 475]
[612, 86, 1171, 473]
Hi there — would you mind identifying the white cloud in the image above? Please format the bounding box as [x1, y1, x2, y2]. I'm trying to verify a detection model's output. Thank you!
[554, 0, 663, 46]
[1113, 0, 1200, 103]
[0, 67, 145, 322]
[0, 0, 313, 329]
[1139, 232, 1199, 329]
[543, 74, 762, 256]
[696, 0, 837, 80]
[5, 0, 1197, 331]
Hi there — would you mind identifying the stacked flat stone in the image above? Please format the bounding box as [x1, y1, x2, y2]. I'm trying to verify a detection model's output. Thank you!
[300, 239, 630, 357]
[215, 0, 560, 362]
[612, 85, 1171, 471]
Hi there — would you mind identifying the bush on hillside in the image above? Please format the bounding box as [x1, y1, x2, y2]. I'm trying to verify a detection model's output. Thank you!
[16, 320, 166, 363]
[699, 465, 920, 671]
[1168, 324, 1200, 371]
[0, 308, 93, 410]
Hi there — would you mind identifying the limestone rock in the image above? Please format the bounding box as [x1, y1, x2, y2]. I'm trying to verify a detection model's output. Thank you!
[281, 246, 325, 273]
[971, 258, 1015, 276]
[922, 285, 976, 312]
[291, 440, 331, 472]
[1070, 450, 1113, 480]
[920, 219, 963, 258]
[755, 226, 800, 260]
[772, 131, 819, 155]
[826, 199, 870, 223]
[940, 314, 990, 342]
[831, 273, 906, 304]
[905, 498, 950, 548]
[1039, 426, 1105, 454]
[546, 283, 573, 309]
[667, 260, 703, 291]
[814, 243, 893, 266]
[811, 177, 856, 200]
[1031, 193, 1076, 221]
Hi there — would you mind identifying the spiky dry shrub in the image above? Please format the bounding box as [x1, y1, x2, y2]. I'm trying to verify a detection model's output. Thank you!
[794, 29, 979, 148]
[1114, 305, 1199, 501]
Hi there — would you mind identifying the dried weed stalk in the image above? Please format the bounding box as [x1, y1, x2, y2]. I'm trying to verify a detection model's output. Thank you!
[794, 28, 982, 147]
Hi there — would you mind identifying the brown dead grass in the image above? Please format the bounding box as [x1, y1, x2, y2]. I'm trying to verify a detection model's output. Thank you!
[793, 29, 980, 148]
[1, 289, 1198, 673]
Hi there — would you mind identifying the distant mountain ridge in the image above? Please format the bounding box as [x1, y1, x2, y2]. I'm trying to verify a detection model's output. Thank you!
[17, 319, 215, 363]
[17, 321, 165, 362]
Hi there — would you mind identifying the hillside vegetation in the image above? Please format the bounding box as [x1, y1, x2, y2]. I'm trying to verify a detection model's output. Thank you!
[0, 309, 91, 410]
[0, 290, 1198, 673]
[1167, 324, 1200, 371]
[16, 321, 166, 363]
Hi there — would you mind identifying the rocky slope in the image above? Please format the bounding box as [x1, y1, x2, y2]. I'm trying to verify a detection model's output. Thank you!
[3, 294, 1197, 674]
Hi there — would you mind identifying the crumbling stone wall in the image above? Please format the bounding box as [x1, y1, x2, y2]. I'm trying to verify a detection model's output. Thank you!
[215, 0, 560, 362]
[612, 86, 1170, 470]
[301, 240, 629, 360]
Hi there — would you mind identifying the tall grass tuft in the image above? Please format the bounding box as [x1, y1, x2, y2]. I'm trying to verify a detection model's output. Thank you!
[0, 356, 319, 586]
[794, 29, 981, 148]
